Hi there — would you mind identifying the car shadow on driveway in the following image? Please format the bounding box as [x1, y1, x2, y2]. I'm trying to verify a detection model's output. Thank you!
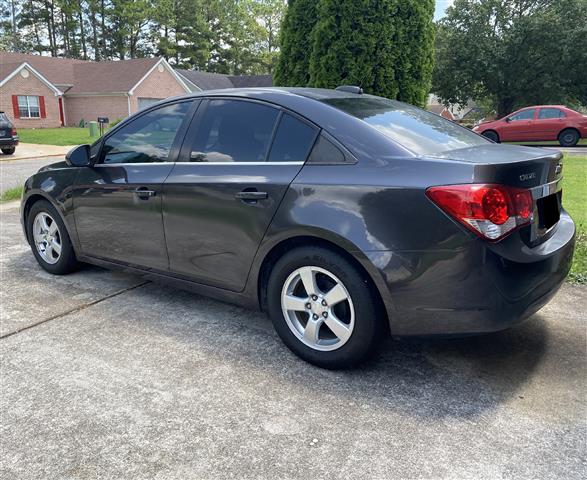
[5, 249, 582, 424]
[83, 277, 562, 422]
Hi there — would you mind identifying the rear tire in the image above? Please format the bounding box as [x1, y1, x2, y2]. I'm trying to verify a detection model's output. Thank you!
[482, 130, 500, 143]
[558, 129, 579, 147]
[1, 147, 15, 155]
[27, 200, 79, 275]
[266, 246, 384, 369]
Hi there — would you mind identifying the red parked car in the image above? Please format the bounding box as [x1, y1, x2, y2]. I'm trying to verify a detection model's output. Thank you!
[473, 105, 587, 147]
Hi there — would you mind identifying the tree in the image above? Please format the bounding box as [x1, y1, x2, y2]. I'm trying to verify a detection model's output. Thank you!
[307, 0, 435, 106]
[2, 0, 286, 74]
[274, 0, 317, 86]
[432, 0, 587, 117]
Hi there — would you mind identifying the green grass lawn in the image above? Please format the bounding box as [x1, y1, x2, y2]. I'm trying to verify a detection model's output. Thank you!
[562, 155, 587, 284]
[0, 185, 24, 203]
[508, 138, 587, 147]
[18, 127, 101, 146]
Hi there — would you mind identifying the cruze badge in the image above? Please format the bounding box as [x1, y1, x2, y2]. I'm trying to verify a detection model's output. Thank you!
[519, 172, 536, 181]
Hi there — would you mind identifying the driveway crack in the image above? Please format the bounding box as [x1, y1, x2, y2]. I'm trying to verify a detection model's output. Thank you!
[0, 281, 151, 339]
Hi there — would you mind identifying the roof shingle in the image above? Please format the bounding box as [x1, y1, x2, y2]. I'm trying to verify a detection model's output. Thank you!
[0, 52, 160, 94]
[176, 69, 273, 90]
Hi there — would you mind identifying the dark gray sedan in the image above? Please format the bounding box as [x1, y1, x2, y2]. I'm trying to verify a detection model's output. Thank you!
[20, 87, 575, 368]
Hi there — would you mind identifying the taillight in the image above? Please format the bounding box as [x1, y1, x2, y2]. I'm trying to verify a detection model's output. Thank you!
[11, 128, 17, 136]
[426, 184, 534, 241]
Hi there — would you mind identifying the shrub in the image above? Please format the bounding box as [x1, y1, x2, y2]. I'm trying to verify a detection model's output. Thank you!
[274, 0, 318, 86]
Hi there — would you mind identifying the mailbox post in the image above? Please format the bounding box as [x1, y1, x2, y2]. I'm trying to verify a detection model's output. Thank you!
[97, 117, 109, 136]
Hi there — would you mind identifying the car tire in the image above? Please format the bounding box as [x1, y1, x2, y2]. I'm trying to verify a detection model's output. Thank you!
[266, 246, 384, 369]
[27, 200, 79, 275]
[558, 129, 579, 147]
[1, 147, 15, 155]
[482, 130, 499, 143]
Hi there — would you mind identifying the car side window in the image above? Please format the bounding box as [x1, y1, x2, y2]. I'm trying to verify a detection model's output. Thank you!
[508, 109, 535, 121]
[188, 99, 279, 163]
[268, 113, 318, 162]
[101, 102, 191, 164]
[538, 108, 565, 119]
[307, 134, 346, 164]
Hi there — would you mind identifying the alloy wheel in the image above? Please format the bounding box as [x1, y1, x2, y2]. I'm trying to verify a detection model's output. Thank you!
[32, 212, 62, 265]
[281, 266, 355, 351]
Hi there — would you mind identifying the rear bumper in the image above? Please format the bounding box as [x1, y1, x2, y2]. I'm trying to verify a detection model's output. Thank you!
[373, 210, 575, 336]
[0, 137, 18, 147]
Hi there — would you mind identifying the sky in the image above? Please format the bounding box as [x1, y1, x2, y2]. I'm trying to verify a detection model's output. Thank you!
[435, 0, 455, 20]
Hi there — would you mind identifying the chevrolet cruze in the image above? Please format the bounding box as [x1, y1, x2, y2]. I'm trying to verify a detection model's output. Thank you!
[21, 87, 575, 368]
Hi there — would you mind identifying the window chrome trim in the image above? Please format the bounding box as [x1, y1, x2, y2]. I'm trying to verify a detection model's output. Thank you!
[94, 161, 305, 167]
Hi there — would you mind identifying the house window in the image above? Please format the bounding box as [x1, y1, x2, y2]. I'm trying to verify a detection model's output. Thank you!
[17, 96, 40, 118]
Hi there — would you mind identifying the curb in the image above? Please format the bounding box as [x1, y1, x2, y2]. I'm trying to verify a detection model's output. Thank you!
[0, 153, 67, 163]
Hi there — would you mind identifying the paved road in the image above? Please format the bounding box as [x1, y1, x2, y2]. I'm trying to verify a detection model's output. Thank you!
[0, 155, 63, 192]
[1, 202, 585, 479]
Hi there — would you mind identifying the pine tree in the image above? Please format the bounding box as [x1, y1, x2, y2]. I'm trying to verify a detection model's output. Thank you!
[274, 0, 318, 86]
[307, 0, 434, 106]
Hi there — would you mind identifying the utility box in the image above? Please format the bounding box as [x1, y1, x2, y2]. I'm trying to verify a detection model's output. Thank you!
[88, 121, 99, 137]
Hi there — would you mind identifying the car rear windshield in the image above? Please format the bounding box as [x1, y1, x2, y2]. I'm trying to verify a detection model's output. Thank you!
[0, 112, 9, 123]
[321, 96, 489, 155]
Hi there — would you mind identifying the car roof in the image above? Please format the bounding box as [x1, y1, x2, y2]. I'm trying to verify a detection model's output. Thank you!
[177, 86, 365, 101]
[515, 105, 569, 110]
[137, 87, 415, 160]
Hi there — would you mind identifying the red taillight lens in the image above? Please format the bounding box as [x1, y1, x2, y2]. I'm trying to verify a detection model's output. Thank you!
[426, 184, 534, 241]
[11, 128, 17, 136]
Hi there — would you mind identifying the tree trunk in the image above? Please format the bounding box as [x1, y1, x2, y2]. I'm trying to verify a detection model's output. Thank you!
[49, 0, 58, 56]
[29, 0, 41, 53]
[89, 1, 99, 60]
[100, 0, 106, 59]
[78, 1, 87, 59]
[497, 97, 515, 118]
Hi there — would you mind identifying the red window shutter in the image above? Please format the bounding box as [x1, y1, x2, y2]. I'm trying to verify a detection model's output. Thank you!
[12, 95, 20, 119]
[39, 96, 46, 118]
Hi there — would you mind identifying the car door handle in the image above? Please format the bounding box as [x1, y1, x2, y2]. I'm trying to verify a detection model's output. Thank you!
[235, 190, 268, 202]
[134, 187, 156, 199]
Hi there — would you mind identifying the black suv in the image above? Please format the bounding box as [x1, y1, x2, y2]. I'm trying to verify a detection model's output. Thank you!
[0, 112, 19, 155]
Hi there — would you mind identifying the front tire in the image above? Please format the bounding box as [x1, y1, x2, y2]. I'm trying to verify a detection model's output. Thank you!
[267, 246, 384, 369]
[558, 129, 579, 147]
[1, 147, 15, 155]
[27, 200, 79, 275]
[482, 130, 500, 143]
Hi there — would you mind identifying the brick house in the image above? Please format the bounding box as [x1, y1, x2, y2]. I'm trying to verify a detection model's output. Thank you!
[0, 52, 191, 128]
[175, 69, 273, 92]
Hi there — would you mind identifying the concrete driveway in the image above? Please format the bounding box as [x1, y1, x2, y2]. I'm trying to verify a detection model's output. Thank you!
[1, 200, 586, 479]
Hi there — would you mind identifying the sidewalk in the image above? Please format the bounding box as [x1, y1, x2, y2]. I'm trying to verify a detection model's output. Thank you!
[0, 143, 74, 162]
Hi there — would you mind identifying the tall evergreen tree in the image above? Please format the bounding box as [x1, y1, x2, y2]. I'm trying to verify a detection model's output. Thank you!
[274, 0, 317, 86]
[307, 0, 434, 106]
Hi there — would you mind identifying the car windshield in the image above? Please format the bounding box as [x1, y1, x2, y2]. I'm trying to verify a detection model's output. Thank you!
[0, 112, 9, 123]
[321, 96, 489, 155]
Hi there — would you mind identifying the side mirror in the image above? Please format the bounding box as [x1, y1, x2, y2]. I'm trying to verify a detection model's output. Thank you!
[505, 117, 512, 123]
[66, 144, 92, 167]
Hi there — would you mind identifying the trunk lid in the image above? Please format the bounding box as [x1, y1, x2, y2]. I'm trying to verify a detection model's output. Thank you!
[430, 144, 562, 188]
[430, 144, 564, 245]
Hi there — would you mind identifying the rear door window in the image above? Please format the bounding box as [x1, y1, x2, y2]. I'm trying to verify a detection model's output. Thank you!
[188, 99, 279, 163]
[538, 108, 565, 119]
[322, 96, 489, 156]
[268, 113, 318, 162]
